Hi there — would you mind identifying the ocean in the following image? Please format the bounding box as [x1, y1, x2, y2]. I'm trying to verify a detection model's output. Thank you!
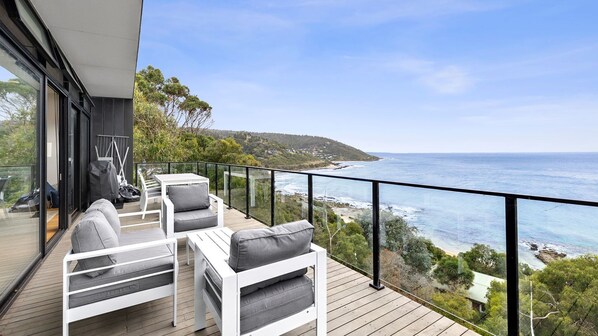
[275, 152, 598, 269]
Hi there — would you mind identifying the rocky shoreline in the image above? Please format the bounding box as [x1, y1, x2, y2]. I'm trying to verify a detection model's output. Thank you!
[523, 241, 567, 264]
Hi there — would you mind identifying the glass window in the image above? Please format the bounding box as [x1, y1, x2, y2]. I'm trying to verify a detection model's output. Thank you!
[14, 0, 57, 64]
[0, 40, 41, 303]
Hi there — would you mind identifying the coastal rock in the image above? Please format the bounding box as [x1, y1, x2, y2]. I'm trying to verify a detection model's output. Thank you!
[530, 243, 538, 251]
[536, 249, 566, 264]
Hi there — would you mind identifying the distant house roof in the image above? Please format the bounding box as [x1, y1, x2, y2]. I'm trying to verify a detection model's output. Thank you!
[467, 271, 505, 304]
[30, 0, 143, 99]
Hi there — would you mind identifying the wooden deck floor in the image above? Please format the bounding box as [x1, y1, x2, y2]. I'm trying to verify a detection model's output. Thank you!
[0, 203, 478, 336]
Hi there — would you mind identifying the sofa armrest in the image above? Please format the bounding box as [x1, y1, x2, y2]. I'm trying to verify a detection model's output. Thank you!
[208, 194, 224, 228]
[118, 209, 162, 229]
[63, 238, 178, 296]
[236, 251, 319, 289]
[162, 197, 175, 238]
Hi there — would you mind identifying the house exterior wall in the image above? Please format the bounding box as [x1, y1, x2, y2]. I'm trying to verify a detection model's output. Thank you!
[91, 97, 134, 183]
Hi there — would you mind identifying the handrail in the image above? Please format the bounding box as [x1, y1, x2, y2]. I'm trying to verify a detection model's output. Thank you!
[135, 159, 598, 335]
[136, 160, 598, 207]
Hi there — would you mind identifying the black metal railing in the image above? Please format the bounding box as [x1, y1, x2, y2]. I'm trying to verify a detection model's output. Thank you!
[135, 160, 598, 335]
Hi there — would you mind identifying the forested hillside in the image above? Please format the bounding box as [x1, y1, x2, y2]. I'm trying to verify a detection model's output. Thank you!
[207, 130, 378, 168]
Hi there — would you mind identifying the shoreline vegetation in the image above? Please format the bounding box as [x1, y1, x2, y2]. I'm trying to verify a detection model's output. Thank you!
[206, 129, 379, 171]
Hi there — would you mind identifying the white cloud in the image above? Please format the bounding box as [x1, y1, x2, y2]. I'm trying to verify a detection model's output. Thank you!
[255, 0, 509, 25]
[418, 65, 474, 94]
[426, 96, 598, 127]
[382, 57, 475, 94]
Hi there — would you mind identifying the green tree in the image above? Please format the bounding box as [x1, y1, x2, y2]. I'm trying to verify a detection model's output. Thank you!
[432, 291, 479, 321]
[356, 208, 434, 274]
[433, 256, 474, 290]
[423, 238, 447, 264]
[459, 244, 506, 278]
[482, 281, 508, 335]
[483, 255, 598, 336]
[136, 66, 212, 134]
[203, 137, 260, 166]
[313, 204, 371, 270]
[133, 66, 260, 166]
[380, 249, 435, 300]
[133, 85, 183, 162]
[0, 78, 37, 166]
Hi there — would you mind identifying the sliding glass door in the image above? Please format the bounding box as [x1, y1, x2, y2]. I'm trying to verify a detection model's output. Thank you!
[0, 39, 42, 303]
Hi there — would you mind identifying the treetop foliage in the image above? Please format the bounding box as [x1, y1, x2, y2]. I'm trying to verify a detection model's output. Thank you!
[134, 66, 258, 166]
[136, 66, 212, 134]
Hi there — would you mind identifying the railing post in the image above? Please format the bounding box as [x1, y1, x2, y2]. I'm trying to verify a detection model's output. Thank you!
[167, 162, 171, 174]
[370, 181, 384, 290]
[227, 165, 232, 209]
[215, 164, 219, 197]
[196, 162, 200, 175]
[245, 167, 250, 219]
[307, 175, 314, 224]
[506, 197, 519, 335]
[134, 163, 138, 186]
[270, 170, 275, 226]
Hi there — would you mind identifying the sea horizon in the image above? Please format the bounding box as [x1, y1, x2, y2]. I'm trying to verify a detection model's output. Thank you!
[367, 151, 598, 155]
[277, 152, 598, 269]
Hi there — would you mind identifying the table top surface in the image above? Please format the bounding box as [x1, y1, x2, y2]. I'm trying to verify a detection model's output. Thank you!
[188, 227, 234, 257]
[153, 173, 209, 183]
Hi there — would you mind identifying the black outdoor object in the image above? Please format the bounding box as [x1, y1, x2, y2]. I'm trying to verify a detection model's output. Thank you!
[10, 182, 58, 213]
[10, 190, 40, 212]
[119, 184, 140, 203]
[88, 160, 119, 203]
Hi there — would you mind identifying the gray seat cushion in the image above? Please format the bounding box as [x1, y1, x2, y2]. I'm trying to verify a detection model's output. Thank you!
[229, 220, 314, 295]
[173, 208, 218, 232]
[69, 228, 174, 308]
[168, 183, 210, 212]
[86, 198, 121, 237]
[205, 274, 314, 334]
[71, 212, 119, 278]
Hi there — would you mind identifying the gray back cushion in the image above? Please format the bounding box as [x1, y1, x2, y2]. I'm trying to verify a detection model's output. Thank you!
[168, 183, 210, 212]
[71, 212, 119, 278]
[229, 220, 314, 295]
[87, 199, 120, 237]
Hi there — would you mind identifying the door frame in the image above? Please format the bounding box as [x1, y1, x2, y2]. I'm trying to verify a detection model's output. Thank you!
[45, 79, 69, 243]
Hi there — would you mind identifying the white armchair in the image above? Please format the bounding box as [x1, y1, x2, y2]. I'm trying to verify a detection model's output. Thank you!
[161, 183, 223, 263]
[191, 221, 327, 336]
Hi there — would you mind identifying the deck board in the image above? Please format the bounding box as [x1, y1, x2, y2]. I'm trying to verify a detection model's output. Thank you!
[0, 202, 478, 335]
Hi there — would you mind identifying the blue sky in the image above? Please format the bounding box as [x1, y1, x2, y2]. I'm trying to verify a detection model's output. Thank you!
[137, 0, 598, 153]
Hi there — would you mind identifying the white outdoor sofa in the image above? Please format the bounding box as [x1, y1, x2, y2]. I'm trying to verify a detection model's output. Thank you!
[161, 182, 223, 263]
[63, 199, 178, 336]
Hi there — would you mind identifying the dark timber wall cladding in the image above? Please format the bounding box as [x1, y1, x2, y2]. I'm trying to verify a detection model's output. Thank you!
[91, 97, 134, 183]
